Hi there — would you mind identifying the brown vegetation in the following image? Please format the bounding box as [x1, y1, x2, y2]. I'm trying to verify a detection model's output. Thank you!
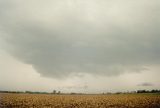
[0, 93, 160, 108]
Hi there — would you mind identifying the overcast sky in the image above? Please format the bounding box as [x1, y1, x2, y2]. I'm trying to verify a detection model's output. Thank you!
[0, 0, 160, 93]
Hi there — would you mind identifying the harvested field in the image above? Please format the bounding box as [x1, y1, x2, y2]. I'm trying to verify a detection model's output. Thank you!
[0, 93, 160, 108]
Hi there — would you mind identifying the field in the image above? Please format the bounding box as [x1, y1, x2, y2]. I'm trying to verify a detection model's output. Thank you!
[0, 93, 160, 108]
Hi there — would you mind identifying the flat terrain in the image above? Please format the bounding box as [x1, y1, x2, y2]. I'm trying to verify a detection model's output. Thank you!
[0, 93, 160, 108]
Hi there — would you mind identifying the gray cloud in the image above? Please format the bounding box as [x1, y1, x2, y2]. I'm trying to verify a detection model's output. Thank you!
[0, 0, 160, 78]
[138, 82, 154, 86]
[62, 84, 88, 90]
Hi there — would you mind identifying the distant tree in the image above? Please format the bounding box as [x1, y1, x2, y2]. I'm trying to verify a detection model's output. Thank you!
[151, 89, 160, 93]
[57, 91, 61, 94]
[53, 90, 56, 94]
[137, 90, 146, 93]
[70, 93, 76, 95]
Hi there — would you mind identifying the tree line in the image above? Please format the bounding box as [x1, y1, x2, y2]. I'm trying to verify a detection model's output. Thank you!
[137, 89, 160, 93]
[0, 89, 160, 94]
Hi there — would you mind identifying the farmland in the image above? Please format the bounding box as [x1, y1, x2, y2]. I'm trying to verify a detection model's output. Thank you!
[0, 93, 160, 108]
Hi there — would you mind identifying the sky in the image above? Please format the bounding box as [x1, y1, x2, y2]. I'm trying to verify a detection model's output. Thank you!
[0, 0, 160, 93]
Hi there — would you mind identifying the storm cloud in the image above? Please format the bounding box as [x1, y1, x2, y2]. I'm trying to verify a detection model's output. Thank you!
[0, 0, 160, 78]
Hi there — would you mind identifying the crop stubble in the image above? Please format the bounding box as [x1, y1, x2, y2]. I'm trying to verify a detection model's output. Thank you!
[0, 93, 160, 108]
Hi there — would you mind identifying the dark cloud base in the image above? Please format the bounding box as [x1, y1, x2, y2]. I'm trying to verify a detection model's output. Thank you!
[0, 0, 160, 78]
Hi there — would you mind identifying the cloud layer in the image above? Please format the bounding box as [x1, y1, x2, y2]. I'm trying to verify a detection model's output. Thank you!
[0, 0, 160, 78]
[138, 82, 154, 87]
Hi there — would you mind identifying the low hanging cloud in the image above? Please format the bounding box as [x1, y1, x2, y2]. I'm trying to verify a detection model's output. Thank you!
[0, 0, 160, 78]
[137, 82, 154, 87]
